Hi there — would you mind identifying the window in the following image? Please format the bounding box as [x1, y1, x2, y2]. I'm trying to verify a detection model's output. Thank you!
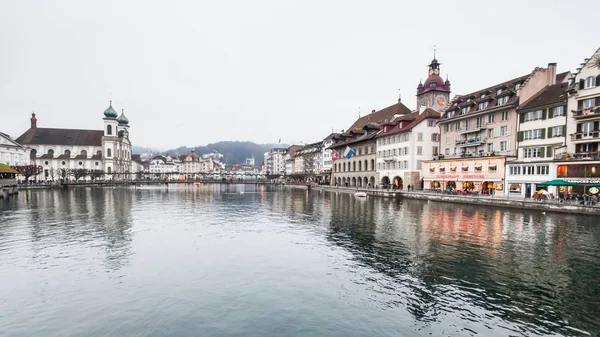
[107, 148, 112, 157]
[501, 111, 508, 121]
[44, 161, 48, 165]
[476, 117, 482, 128]
[583, 98, 595, 109]
[445, 148, 450, 155]
[417, 146, 423, 155]
[497, 96, 509, 105]
[524, 165, 534, 175]
[80, 150, 87, 157]
[432, 133, 439, 142]
[509, 166, 521, 175]
[534, 110, 543, 120]
[455, 121, 461, 130]
[444, 124, 450, 132]
[582, 122, 594, 137]
[428, 120, 435, 127]
[61, 161, 66, 165]
[432, 146, 438, 155]
[585, 76, 596, 89]
[107, 125, 112, 135]
[524, 147, 542, 158]
[486, 113, 495, 124]
[537, 165, 549, 175]
[461, 107, 469, 115]
[417, 133, 423, 141]
[496, 89, 503, 95]
[445, 136, 450, 145]
[392, 149, 396, 156]
[478, 102, 489, 110]
[524, 111, 533, 122]
[47, 149, 54, 156]
[500, 126, 507, 136]
[515, 83, 521, 90]
[500, 141, 508, 151]
[403, 147, 409, 155]
[552, 126, 563, 137]
[78, 161, 83, 166]
[487, 143, 494, 152]
[553, 106, 564, 117]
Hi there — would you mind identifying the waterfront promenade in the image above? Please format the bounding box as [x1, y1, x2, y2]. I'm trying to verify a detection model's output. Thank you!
[306, 185, 600, 215]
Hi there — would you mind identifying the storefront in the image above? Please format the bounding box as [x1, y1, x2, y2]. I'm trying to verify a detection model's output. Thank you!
[505, 162, 556, 197]
[556, 162, 600, 195]
[422, 157, 506, 193]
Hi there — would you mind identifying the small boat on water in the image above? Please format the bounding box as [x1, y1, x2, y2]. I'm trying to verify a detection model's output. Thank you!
[354, 192, 367, 198]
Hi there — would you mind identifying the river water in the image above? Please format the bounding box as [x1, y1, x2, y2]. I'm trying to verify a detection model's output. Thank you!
[1, 185, 599, 337]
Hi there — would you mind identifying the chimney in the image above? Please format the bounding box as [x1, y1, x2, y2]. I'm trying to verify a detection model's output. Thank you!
[371, 109, 376, 114]
[548, 62, 557, 85]
[30, 112, 37, 129]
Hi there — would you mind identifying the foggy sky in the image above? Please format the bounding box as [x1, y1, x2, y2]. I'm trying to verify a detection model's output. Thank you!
[1, 0, 599, 150]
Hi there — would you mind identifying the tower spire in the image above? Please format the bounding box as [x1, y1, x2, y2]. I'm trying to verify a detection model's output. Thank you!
[398, 89, 401, 103]
[433, 45, 436, 59]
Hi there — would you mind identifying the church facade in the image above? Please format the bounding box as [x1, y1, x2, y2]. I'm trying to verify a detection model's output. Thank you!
[16, 102, 134, 181]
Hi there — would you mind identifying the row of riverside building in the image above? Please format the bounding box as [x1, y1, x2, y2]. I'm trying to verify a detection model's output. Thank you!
[268, 47, 600, 197]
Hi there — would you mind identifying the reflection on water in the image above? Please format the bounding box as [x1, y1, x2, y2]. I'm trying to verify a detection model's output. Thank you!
[1, 185, 599, 337]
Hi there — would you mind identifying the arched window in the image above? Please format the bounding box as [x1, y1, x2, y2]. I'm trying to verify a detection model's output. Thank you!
[107, 148, 112, 158]
[80, 150, 87, 157]
[107, 125, 112, 135]
[353, 161, 356, 171]
[96, 150, 102, 157]
[30, 149, 37, 160]
[107, 167, 112, 174]
[343, 162, 346, 172]
[364, 160, 368, 171]
[370, 159, 375, 171]
[47, 149, 54, 157]
[358, 161, 362, 171]
[64, 149, 71, 157]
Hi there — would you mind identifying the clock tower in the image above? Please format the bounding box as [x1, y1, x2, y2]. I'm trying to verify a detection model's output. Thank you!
[416, 56, 451, 112]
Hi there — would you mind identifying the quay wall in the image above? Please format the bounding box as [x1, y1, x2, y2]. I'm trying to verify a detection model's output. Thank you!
[310, 186, 600, 215]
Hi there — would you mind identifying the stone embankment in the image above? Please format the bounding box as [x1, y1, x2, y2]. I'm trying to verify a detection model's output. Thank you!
[295, 185, 600, 215]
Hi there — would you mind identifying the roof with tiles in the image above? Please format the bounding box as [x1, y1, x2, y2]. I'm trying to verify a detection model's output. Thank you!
[441, 73, 529, 121]
[517, 82, 568, 112]
[346, 102, 412, 130]
[377, 109, 441, 138]
[16, 127, 104, 146]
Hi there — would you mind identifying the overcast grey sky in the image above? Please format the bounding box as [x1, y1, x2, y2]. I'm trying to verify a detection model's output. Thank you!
[1, 0, 598, 149]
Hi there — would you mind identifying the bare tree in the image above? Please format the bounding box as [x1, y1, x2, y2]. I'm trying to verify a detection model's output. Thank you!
[71, 168, 89, 182]
[49, 167, 56, 181]
[58, 168, 69, 181]
[12, 165, 43, 184]
[89, 169, 105, 181]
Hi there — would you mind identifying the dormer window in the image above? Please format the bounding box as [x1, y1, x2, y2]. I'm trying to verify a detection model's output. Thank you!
[515, 83, 521, 90]
[461, 107, 469, 115]
[480, 94, 485, 99]
[585, 76, 597, 89]
[429, 83, 436, 88]
[478, 102, 489, 110]
[497, 96, 509, 106]
[496, 89, 503, 95]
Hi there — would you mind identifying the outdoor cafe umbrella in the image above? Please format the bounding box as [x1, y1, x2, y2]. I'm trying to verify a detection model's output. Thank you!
[537, 179, 578, 187]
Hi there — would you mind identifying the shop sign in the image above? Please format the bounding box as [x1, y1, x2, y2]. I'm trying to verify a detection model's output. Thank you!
[566, 179, 600, 184]
[434, 174, 486, 180]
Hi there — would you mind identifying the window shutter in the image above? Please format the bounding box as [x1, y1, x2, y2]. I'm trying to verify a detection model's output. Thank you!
[539, 147, 545, 158]
[547, 127, 553, 138]
[580, 79, 585, 89]
[547, 108, 554, 119]
[578, 100, 584, 109]
[540, 128, 546, 139]
[519, 113, 525, 123]
[546, 146, 552, 158]
[542, 109, 547, 120]
[577, 123, 582, 132]
[562, 125, 566, 136]
[507, 125, 511, 136]
[596, 75, 600, 87]
[506, 140, 511, 152]
[518, 131, 524, 141]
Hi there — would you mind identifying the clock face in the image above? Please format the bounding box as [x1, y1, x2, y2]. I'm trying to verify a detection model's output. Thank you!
[436, 96, 446, 107]
[434, 68, 440, 75]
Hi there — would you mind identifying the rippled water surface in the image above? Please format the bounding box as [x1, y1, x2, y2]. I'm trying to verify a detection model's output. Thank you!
[1, 185, 600, 336]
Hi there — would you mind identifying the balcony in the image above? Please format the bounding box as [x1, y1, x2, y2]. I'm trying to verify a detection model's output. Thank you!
[571, 106, 600, 119]
[570, 131, 600, 142]
[456, 126, 484, 135]
[569, 152, 600, 160]
[455, 137, 487, 147]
